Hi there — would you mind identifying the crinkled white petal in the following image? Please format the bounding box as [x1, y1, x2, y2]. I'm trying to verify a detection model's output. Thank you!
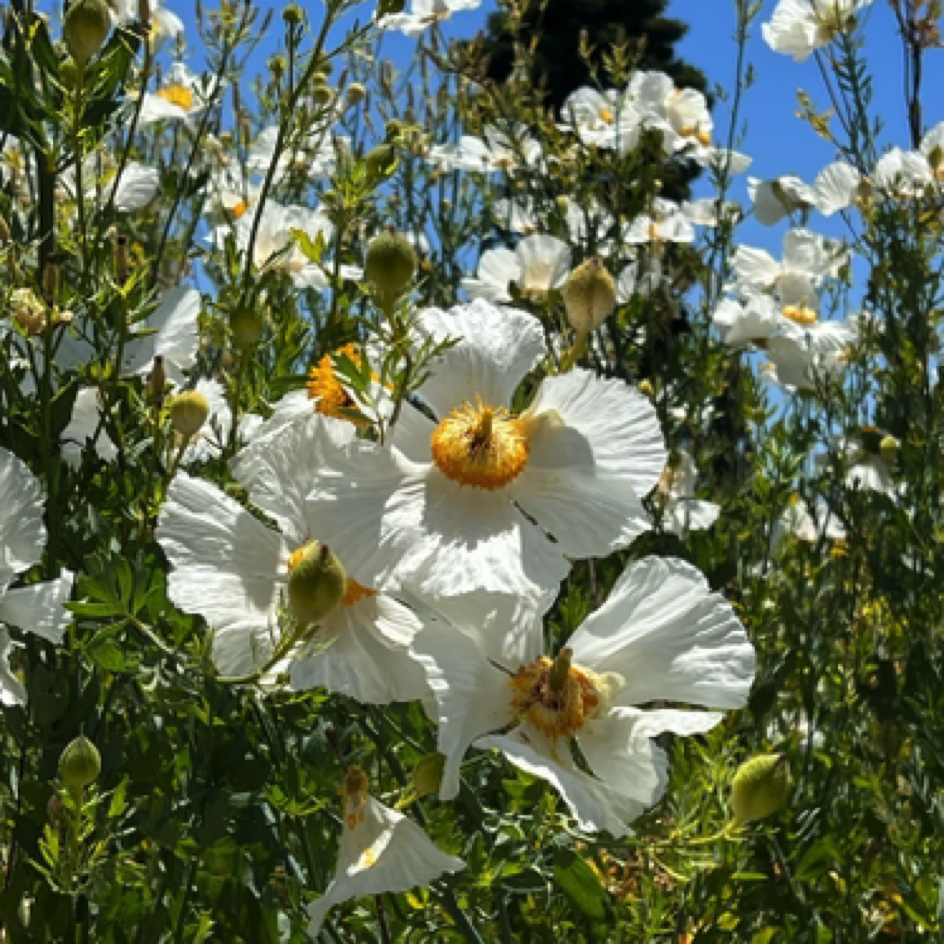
[122, 286, 202, 379]
[663, 498, 721, 535]
[568, 556, 756, 709]
[156, 473, 290, 676]
[515, 235, 572, 293]
[307, 796, 464, 939]
[414, 299, 546, 417]
[0, 447, 46, 592]
[475, 726, 642, 837]
[0, 573, 74, 643]
[110, 163, 160, 212]
[813, 162, 861, 216]
[462, 248, 519, 303]
[290, 593, 429, 704]
[61, 388, 118, 468]
[410, 621, 518, 800]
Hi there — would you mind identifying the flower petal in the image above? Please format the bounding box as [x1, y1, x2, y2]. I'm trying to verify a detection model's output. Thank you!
[414, 299, 546, 416]
[568, 556, 755, 709]
[0, 573, 74, 644]
[0, 448, 46, 592]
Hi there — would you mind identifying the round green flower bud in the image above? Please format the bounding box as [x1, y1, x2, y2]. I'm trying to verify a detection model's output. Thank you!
[63, 0, 111, 66]
[312, 80, 334, 106]
[563, 257, 616, 335]
[412, 752, 446, 799]
[59, 736, 101, 789]
[169, 390, 210, 438]
[731, 753, 790, 824]
[365, 143, 397, 185]
[287, 542, 347, 627]
[365, 227, 417, 298]
[346, 82, 366, 108]
[60, 57, 83, 90]
[230, 306, 263, 349]
[283, 4, 303, 25]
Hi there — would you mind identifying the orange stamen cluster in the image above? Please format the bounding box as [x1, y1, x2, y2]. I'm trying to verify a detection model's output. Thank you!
[782, 303, 818, 326]
[509, 650, 603, 743]
[341, 579, 379, 608]
[431, 399, 529, 490]
[306, 343, 364, 421]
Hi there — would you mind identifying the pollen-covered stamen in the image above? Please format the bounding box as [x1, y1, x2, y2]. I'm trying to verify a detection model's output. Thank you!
[431, 399, 530, 490]
[341, 578, 379, 608]
[781, 301, 818, 326]
[509, 648, 607, 743]
[343, 767, 370, 831]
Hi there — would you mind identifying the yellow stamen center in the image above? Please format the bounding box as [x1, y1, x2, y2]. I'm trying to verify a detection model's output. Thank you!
[341, 578, 378, 608]
[599, 107, 614, 124]
[306, 343, 366, 423]
[157, 84, 193, 110]
[782, 302, 818, 326]
[230, 199, 249, 220]
[509, 649, 606, 743]
[430, 399, 529, 490]
[287, 546, 306, 572]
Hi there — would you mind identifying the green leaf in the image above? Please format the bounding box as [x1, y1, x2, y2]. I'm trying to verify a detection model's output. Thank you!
[794, 837, 840, 883]
[553, 849, 609, 920]
[88, 638, 126, 672]
[499, 864, 547, 893]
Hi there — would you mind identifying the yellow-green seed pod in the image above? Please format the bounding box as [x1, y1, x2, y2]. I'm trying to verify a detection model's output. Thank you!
[59, 736, 101, 789]
[287, 541, 347, 627]
[346, 82, 366, 108]
[169, 390, 210, 438]
[364, 143, 397, 185]
[282, 3, 303, 25]
[60, 57, 83, 90]
[63, 0, 112, 66]
[563, 257, 616, 335]
[365, 227, 417, 298]
[731, 753, 790, 824]
[312, 80, 334, 106]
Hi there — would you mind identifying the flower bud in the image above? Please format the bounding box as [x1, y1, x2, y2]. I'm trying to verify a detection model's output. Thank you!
[731, 753, 790, 824]
[148, 355, 167, 404]
[879, 434, 900, 463]
[346, 82, 366, 108]
[230, 306, 263, 349]
[364, 143, 397, 185]
[114, 234, 130, 281]
[312, 80, 334, 106]
[282, 3, 303, 25]
[59, 736, 101, 789]
[63, 0, 112, 66]
[563, 257, 616, 335]
[169, 390, 210, 438]
[286, 541, 347, 626]
[12, 288, 47, 335]
[60, 56, 82, 90]
[637, 379, 655, 399]
[365, 227, 416, 298]
[412, 752, 446, 799]
[43, 255, 60, 303]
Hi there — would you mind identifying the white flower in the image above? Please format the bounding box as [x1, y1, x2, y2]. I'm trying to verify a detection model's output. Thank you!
[157, 417, 430, 702]
[873, 147, 933, 198]
[656, 451, 720, 535]
[813, 161, 862, 216]
[762, 0, 874, 62]
[449, 126, 543, 175]
[307, 769, 464, 938]
[769, 495, 846, 554]
[305, 299, 667, 604]
[377, 0, 481, 37]
[824, 431, 897, 497]
[60, 387, 119, 468]
[616, 257, 663, 304]
[110, 0, 184, 43]
[712, 292, 782, 348]
[461, 236, 572, 303]
[0, 448, 74, 706]
[730, 228, 848, 311]
[559, 87, 640, 151]
[623, 203, 695, 246]
[763, 319, 856, 391]
[139, 63, 218, 124]
[412, 557, 756, 836]
[748, 175, 816, 226]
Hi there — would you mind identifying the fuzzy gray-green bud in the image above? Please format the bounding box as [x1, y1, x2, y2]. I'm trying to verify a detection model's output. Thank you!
[731, 753, 790, 824]
[365, 227, 417, 298]
[563, 257, 616, 335]
[59, 736, 101, 789]
[169, 390, 210, 438]
[287, 542, 347, 626]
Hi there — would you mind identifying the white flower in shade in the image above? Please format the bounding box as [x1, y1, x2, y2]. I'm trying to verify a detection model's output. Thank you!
[616, 257, 663, 304]
[813, 161, 863, 216]
[823, 430, 898, 497]
[749, 175, 816, 226]
[307, 767, 465, 939]
[730, 228, 848, 312]
[158, 417, 430, 702]
[305, 299, 667, 605]
[0, 448, 74, 706]
[873, 147, 933, 198]
[762, 0, 874, 62]
[681, 198, 736, 227]
[377, 0, 481, 37]
[412, 557, 756, 836]
[712, 292, 782, 348]
[656, 450, 720, 535]
[461, 236, 572, 303]
[768, 494, 846, 556]
[450, 126, 543, 175]
[60, 387, 119, 468]
[763, 320, 855, 392]
[139, 63, 217, 124]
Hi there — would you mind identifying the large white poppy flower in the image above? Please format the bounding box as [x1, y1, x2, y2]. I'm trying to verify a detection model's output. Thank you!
[307, 767, 465, 938]
[461, 235, 572, 303]
[412, 556, 756, 837]
[138, 63, 219, 125]
[157, 417, 430, 702]
[305, 299, 667, 604]
[762, 0, 874, 62]
[0, 448, 74, 706]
